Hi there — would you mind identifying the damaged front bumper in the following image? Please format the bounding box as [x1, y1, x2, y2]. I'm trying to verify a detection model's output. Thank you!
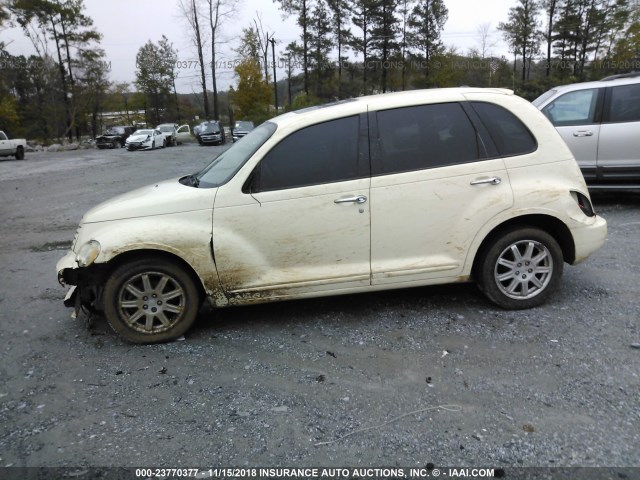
[57, 250, 104, 316]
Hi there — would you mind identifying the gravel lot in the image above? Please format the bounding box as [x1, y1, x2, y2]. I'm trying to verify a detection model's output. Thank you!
[0, 145, 638, 476]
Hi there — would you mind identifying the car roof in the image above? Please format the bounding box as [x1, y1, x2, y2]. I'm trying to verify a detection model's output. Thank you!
[545, 75, 640, 94]
[269, 87, 514, 129]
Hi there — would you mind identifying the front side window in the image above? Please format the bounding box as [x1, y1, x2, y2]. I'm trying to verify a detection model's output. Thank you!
[253, 116, 361, 192]
[607, 83, 640, 123]
[373, 102, 479, 175]
[197, 122, 277, 188]
[541, 88, 599, 126]
[471, 102, 537, 157]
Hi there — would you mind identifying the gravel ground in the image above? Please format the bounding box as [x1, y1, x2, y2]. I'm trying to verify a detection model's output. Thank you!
[0, 146, 638, 476]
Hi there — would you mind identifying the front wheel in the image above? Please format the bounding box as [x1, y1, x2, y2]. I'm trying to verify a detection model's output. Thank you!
[103, 258, 201, 343]
[476, 227, 563, 310]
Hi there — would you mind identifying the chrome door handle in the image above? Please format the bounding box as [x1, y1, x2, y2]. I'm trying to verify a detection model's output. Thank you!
[470, 176, 502, 186]
[334, 195, 367, 204]
[573, 130, 593, 137]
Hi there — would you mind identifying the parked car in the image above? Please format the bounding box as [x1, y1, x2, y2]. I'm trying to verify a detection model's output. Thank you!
[232, 120, 255, 142]
[195, 120, 225, 146]
[124, 129, 166, 151]
[0, 130, 26, 160]
[96, 126, 135, 149]
[156, 123, 179, 147]
[57, 88, 607, 344]
[533, 73, 640, 189]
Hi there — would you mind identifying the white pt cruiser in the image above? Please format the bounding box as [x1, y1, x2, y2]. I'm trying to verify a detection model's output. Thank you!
[57, 88, 607, 343]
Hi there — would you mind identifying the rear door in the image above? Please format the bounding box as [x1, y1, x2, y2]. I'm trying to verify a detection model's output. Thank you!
[540, 88, 603, 182]
[598, 83, 640, 184]
[368, 102, 515, 286]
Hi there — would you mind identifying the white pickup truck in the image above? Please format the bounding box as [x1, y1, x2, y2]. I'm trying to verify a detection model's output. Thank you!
[0, 130, 26, 160]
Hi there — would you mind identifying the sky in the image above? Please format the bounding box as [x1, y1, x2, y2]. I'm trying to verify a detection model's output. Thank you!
[1, 0, 514, 94]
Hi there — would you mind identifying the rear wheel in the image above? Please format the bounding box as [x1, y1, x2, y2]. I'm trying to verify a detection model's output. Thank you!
[15, 146, 25, 160]
[476, 227, 563, 309]
[103, 258, 200, 343]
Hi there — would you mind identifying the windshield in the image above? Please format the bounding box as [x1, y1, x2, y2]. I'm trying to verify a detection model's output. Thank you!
[135, 129, 154, 136]
[235, 121, 254, 130]
[105, 127, 123, 135]
[200, 123, 220, 133]
[196, 122, 277, 188]
[532, 89, 558, 108]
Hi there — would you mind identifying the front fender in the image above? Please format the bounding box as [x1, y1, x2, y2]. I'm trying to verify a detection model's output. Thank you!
[64, 210, 225, 302]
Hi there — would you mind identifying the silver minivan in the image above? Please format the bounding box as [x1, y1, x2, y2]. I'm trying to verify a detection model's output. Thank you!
[533, 73, 640, 189]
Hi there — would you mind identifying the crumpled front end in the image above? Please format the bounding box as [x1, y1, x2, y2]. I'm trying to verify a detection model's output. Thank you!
[57, 248, 107, 316]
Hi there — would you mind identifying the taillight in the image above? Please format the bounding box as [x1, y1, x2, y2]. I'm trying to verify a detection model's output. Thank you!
[570, 191, 595, 217]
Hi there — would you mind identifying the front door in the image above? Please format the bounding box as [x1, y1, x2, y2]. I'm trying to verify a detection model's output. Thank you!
[212, 114, 371, 303]
[176, 125, 191, 144]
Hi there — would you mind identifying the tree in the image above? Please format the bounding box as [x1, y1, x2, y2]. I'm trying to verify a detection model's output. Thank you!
[498, 0, 541, 82]
[351, 0, 378, 93]
[179, 0, 210, 118]
[281, 42, 302, 106]
[75, 47, 110, 138]
[206, 0, 235, 119]
[275, 0, 312, 95]
[541, 0, 558, 77]
[158, 36, 180, 121]
[231, 58, 272, 123]
[327, 0, 352, 96]
[408, 0, 448, 83]
[134, 37, 175, 125]
[11, 0, 102, 140]
[370, 0, 399, 93]
[398, 0, 415, 90]
[309, 0, 333, 96]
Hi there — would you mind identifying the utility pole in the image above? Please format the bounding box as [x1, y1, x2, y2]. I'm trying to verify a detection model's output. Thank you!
[270, 37, 278, 112]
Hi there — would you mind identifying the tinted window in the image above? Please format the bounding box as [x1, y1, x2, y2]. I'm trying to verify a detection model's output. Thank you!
[374, 103, 479, 175]
[608, 83, 640, 123]
[256, 116, 360, 191]
[471, 102, 537, 156]
[197, 122, 277, 188]
[541, 88, 599, 126]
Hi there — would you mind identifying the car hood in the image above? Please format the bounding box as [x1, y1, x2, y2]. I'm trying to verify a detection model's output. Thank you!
[97, 134, 120, 140]
[127, 133, 152, 142]
[82, 178, 217, 223]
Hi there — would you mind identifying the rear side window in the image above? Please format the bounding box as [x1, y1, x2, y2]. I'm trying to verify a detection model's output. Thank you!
[607, 83, 640, 123]
[255, 115, 361, 191]
[373, 102, 479, 175]
[541, 88, 599, 126]
[471, 102, 537, 157]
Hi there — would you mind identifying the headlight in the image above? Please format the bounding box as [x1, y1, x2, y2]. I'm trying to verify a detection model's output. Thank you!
[76, 240, 101, 267]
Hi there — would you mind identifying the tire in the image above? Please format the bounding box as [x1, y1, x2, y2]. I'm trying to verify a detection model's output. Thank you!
[476, 227, 563, 310]
[15, 146, 25, 160]
[103, 258, 201, 343]
[152, 140, 156, 150]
